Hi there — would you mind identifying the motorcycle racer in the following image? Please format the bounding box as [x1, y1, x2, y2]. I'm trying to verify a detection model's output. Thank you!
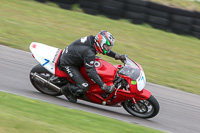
[59, 30, 126, 103]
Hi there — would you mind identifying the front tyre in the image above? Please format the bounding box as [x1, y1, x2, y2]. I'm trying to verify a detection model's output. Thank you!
[122, 95, 159, 118]
[30, 64, 62, 96]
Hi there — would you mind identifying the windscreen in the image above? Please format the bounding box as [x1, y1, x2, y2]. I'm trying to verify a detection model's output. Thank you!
[118, 57, 141, 80]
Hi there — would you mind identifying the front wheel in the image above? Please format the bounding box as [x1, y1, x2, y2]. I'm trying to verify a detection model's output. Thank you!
[122, 95, 159, 118]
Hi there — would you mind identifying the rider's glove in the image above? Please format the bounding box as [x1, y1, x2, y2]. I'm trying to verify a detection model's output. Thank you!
[101, 84, 115, 93]
[115, 53, 127, 63]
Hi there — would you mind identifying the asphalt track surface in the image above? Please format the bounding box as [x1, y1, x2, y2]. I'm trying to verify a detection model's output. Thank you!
[0, 45, 200, 133]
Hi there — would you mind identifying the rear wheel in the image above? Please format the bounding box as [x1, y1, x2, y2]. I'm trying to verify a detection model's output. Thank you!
[122, 95, 159, 118]
[30, 64, 67, 96]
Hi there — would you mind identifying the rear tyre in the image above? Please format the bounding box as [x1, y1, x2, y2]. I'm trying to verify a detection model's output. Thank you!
[122, 95, 159, 118]
[30, 64, 62, 96]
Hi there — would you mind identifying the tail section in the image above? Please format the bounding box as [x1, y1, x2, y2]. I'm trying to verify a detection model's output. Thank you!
[30, 42, 62, 74]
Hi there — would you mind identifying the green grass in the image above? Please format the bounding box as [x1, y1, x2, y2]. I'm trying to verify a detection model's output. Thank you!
[149, 0, 200, 11]
[0, 91, 164, 133]
[0, 0, 200, 95]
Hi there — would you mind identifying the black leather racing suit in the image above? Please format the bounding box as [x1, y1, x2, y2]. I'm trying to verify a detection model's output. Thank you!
[59, 35, 117, 96]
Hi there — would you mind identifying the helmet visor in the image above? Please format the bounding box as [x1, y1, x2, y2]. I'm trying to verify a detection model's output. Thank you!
[103, 44, 113, 54]
[100, 34, 114, 54]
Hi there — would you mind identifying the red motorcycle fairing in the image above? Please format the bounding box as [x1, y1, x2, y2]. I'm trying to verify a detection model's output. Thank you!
[77, 58, 118, 104]
[54, 55, 120, 104]
[54, 54, 118, 84]
[134, 89, 151, 101]
[80, 58, 118, 85]
[84, 86, 151, 106]
[54, 53, 150, 105]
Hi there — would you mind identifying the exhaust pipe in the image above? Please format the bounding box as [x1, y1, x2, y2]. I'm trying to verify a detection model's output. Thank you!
[31, 72, 61, 92]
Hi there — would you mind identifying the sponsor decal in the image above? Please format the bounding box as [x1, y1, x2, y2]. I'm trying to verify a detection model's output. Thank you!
[86, 63, 92, 67]
[82, 83, 88, 87]
[81, 36, 87, 43]
[90, 61, 94, 64]
[131, 80, 136, 85]
[65, 66, 73, 77]
[141, 76, 146, 84]
[94, 61, 100, 67]
[52, 49, 60, 63]
[65, 46, 68, 54]
[32, 44, 37, 49]
[62, 46, 68, 54]
[86, 61, 94, 67]
[86, 61, 100, 68]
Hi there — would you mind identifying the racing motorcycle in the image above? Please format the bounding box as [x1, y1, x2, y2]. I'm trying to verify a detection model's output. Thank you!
[29, 42, 159, 118]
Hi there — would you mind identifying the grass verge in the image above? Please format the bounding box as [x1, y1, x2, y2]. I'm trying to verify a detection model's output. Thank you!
[0, 0, 200, 95]
[0, 91, 164, 133]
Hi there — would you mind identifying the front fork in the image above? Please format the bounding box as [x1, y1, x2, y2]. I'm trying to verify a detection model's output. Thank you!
[131, 98, 142, 112]
[131, 97, 137, 104]
[131, 89, 151, 111]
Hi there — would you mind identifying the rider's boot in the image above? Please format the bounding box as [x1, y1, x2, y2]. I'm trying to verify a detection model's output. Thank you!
[61, 84, 77, 103]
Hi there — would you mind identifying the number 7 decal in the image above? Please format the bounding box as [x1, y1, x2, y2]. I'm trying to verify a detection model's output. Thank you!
[43, 59, 49, 66]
